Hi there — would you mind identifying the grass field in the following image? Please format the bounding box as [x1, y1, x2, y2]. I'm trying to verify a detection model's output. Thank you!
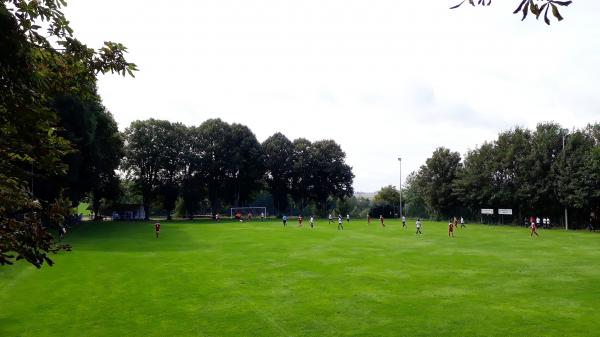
[1, 219, 599, 337]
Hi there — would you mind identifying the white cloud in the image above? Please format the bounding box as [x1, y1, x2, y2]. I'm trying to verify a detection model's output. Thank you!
[64, 0, 600, 191]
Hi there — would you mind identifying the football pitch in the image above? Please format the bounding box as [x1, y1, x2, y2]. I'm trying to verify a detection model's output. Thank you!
[1, 219, 599, 337]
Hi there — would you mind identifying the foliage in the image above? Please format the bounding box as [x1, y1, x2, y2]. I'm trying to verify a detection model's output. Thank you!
[1, 0, 134, 267]
[413, 123, 600, 227]
[373, 185, 400, 206]
[262, 133, 294, 213]
[450, 0, 573, 25]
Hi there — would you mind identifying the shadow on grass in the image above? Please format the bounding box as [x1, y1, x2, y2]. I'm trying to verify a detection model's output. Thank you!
[62, 221, 200, 252]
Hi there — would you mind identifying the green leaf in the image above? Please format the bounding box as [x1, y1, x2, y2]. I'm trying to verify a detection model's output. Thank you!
[551, 4, 564, 21]
[513, 0, 528, 14]
[521, 1, 529, 21]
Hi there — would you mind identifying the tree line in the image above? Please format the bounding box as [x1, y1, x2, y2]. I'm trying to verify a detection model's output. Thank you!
[120, 119, 355, 220]
[403, 123, 600, 228]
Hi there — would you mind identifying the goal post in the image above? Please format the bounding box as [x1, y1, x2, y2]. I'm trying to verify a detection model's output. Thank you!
[230, 207, 268, 219]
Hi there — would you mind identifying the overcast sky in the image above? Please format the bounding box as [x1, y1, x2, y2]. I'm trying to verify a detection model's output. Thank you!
[64, 1, 599, 192]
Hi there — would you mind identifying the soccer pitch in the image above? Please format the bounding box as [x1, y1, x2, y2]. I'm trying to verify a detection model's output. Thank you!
[1, 219, 599, 337]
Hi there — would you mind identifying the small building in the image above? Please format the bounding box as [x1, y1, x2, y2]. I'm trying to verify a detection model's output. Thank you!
[111, 204, 145, 220]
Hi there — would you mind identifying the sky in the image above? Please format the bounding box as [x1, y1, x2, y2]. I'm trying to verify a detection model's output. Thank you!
[63, 1, 600, 192]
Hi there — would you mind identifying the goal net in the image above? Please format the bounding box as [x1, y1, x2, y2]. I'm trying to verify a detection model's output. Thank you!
[230, 207, 268, 219]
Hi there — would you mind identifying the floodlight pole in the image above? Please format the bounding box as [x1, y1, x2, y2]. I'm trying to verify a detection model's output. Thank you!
[562, 131, 569, 230]
[398, 157, 402, 218]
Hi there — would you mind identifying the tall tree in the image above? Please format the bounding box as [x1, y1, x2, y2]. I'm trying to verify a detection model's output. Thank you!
[122, 120, 170, 220]
[197, 119, 233, 214]
[491, 128, 532, 219]
[454, 142, 496, 217]
[262, 133, 293, 214]
[419, 147, 463, 219]
[290, 138, 314, 212]
[553, 130, 596, 224]
[157, 122, 187, 220]
[227, 123, 265, 207]
[309, 140, 354, 215]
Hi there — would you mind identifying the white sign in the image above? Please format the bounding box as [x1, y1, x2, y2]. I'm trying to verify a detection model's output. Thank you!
[481, 209, 494, 215]
[498, 209, 513, 215]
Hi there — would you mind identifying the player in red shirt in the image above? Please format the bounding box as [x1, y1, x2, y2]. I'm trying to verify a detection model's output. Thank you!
[298, 215, 303, 227]
[235, 212, 242, 222]
[448, 220, 454, 237]
[379, 215, 385, 228]
[155, 222, 160, 238]
[530, 220, 539, 237]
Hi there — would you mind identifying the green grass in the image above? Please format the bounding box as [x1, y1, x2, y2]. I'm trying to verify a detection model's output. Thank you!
[1, 219, 599, 337]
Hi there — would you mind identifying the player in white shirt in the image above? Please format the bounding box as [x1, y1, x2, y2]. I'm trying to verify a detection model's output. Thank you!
[416, 218, 423, 235]
[346, 213, 350, 223]
[460, 217, 465, 228]
[260, 212, 265, 222]
[402, 215, 406, 227]
[328, 214, 333, 224]
[310, 216, 315, 228]
[338, 214, 344, 230]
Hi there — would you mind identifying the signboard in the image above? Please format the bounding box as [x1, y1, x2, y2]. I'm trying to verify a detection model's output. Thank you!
[498, 209, 513, 215]
[481, 209, 494, 215]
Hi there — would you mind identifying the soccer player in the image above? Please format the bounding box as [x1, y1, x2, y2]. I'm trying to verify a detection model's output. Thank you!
[587, 217, 594, 232]
[346, 213, 350, 223]
[282, 215, 288, 227]
[328, 213, 333, 224]
[460, 217, 465, 228]
[416, 218, 422, 234]
[215, 213, 221, 222]
[453, 216, 458, 229]
[310, 215, 315, 228]
[402, 215, 406, 227]
[536, 216, 541, 229]
[247, 212, 253, 221]
[530, 219, 539, 237]
[260, 212, 265, 222]
[155, 222, 160, 238]
[298, 214, 303, 227]
[367, 214, 371, 225]
[235, 211, 241, 221]
[380, 214, 385, 228]
[448, 220, 454, 237]
[338, 214, 344, 230]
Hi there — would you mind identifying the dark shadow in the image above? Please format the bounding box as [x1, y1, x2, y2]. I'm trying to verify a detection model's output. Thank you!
[62, 221, 200, 252]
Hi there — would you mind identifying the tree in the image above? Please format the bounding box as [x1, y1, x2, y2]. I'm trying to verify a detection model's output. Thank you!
[553, 130, 596, 225]
[88, 108, 124, 218]
[491, 128, 532, 218]
[262, 133, 293, 214]
[180, 126, 205, 218]
[419, 147, 463, 219]
[226, 123, 265, 207]
[122, 120, 171, 220]
[454, 142, 496, 218]
[1, 0, 135, 267]
[309, 140, 354, 215]
[403, 172, 429, 218]
[157, 122, 187, 220]
[374, 185, 400, 207]
[290, 138, 314, 212]
[197, 119, 233, 214]
[450, 0, 573, 25]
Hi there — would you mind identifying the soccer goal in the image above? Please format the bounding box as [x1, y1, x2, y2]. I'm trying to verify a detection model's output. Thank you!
[230, 207, 268, 220]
